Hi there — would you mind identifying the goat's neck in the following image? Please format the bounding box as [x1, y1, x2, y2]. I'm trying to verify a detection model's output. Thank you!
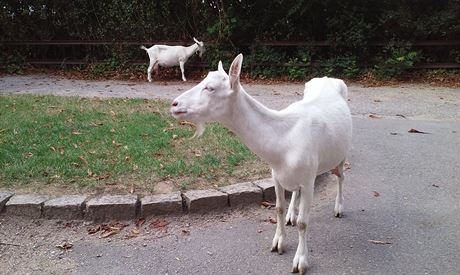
[221, 88, 288, 165]
[185, 43, 199, 58]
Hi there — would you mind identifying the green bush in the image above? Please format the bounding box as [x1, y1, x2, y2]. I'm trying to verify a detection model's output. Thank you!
[374, 41, 422, 79]
[287, 49, 312, 80]
[245, 46, 287, 78]
[0, 51, 25, 74]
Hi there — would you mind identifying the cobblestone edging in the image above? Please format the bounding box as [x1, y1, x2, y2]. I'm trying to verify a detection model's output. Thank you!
[0, 179, 275, 221]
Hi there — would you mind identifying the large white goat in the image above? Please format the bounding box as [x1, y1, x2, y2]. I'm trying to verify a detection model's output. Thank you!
[140, 37, 205, 82]
[170, 54, 352, 274]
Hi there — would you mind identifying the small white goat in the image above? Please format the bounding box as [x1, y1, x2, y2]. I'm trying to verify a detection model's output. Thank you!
[140, 37, 205, 82]
[171, 54, 352, 274]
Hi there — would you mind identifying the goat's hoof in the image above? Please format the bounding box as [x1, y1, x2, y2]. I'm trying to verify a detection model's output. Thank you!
[292, 257, 308, 274]
[286, 218, 296, 226]
[334, 211, 343, 218]
[271, 237, 285, 255]
[270, 245, 284, 255]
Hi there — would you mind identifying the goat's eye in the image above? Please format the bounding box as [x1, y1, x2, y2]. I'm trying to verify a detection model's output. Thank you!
[204, 86, 214, 92]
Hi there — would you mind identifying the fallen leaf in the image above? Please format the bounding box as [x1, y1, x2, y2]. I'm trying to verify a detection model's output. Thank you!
[373, 99, 382, 102]
[373, 191, 380, 197]
[261, 201, 275, 208]
[408, 128, 430, 134]
[369, 114, 381, 119]
[396, 114, 407, 119]
[124, 228, 140, 239]
[90, 121, 104, 127]
[432, 184, 440, 188]
[150, 219, 170, 229]
[368, 239, 392, 245]
[390, 132, 401, 135]
[79, 156, 88, 166]
[87, 224, 102, 234]
[56, 241, 73, 250]
[130, 182, 135, 194]
[257, 229, 264, 233]
[112, 140, 123, 147]
[179, 121, 195, 128]
[268, 217, 277, 224]
[87, 169, 94, 177]
[181, 229, 190, 235]
[100, 222, 127, 238]
[72, 131, 82, 135]
[96, 173, 112, 180]
[135, 218, 146, 228]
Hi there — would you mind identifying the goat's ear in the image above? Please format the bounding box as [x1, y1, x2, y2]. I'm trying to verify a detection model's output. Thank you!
[229, 54, 243, 91]
[218, 61, 225, 74]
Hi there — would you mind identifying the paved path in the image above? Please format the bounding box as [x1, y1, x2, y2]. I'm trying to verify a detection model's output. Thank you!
[1, 75, 459, 274]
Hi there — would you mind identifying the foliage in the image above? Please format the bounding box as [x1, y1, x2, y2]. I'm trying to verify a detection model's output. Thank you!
[0, 51, 25, 74]
[374, 41, 422, 79]
[1, 0, 459, 79]
[286, 49, 312, 80]
[245, 46, 287, 78]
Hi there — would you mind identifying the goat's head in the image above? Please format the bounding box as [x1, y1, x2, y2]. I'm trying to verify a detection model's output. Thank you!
[193, 37, 205, 57]
[171, 54, 243, 137]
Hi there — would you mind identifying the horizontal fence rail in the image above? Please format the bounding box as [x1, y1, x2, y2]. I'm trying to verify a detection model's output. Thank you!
[2, 40, 460, 69]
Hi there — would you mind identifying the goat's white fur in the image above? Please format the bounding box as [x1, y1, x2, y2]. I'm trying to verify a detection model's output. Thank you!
[140, 37, 205, 82]
[171, 54, 352, 274]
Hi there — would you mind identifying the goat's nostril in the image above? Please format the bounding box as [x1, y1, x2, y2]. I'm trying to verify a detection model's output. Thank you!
[172, 101, 178, 107]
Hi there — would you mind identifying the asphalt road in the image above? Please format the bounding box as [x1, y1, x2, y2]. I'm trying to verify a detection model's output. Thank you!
[0, 75, 459, 274]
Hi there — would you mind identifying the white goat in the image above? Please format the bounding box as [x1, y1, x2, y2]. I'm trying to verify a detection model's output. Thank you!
[140, 37, 205, 82]
[170, 54, 352, 274]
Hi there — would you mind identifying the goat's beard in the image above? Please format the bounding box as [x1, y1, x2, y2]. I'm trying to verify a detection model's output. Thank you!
[191, 122, 205, 138]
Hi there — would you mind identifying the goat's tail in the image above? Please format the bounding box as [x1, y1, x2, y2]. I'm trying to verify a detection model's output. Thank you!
[140, 45, 148, 51]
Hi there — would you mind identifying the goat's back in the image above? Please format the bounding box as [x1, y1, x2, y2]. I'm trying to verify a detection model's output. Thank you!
[303, 77, 348, 101]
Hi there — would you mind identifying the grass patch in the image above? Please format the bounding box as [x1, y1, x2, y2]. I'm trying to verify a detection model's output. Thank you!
[0, 94, 269, 195]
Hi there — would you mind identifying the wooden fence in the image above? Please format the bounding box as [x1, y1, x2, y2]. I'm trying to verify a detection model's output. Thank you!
[2, 40, 460, 69]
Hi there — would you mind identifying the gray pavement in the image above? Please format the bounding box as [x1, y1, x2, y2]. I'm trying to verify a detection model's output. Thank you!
[0, 75, 459, 274]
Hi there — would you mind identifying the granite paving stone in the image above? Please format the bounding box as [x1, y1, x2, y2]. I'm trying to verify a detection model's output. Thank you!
[43, 195, 87, 220]
[220, 182, 263, 206]
[0, 192, 14, 213]
[86, 195, 138, 222]
[182, 189, 228, 213]
[141, 192, 183, 216]
[4, 194, 49, 218]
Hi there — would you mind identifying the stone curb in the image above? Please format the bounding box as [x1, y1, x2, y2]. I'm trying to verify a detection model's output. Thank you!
[0, 178, 275, 221]
[43, 195, 87, 220]
[219, 181, 263, 207]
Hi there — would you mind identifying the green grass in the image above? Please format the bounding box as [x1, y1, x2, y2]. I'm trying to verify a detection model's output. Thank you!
[0, 95, 269, 194]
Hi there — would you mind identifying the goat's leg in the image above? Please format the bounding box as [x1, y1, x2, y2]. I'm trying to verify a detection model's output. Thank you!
[332, 160, 345, 218]
[147, 60, 156, 82]
[153, 63, 159, 76]
[179, 61, 186, 81]
[286, 190, 299, 226]
[292, 177, 314, 274]
[271, 175, 287, 254]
